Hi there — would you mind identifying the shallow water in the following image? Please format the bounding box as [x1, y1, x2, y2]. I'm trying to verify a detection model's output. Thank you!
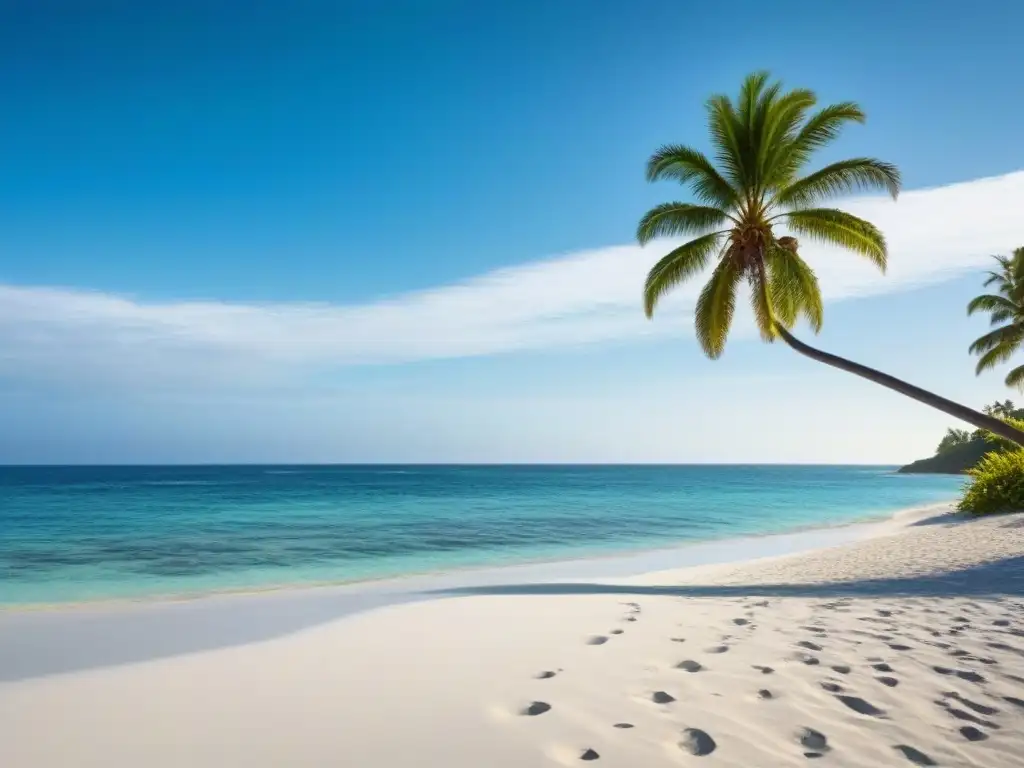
[0, 465, 962, 604]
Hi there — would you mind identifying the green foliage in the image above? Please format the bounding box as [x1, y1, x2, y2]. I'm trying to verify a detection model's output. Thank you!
[936, 428, 971, 455]
[908, 402, 1024, 476]
[981, 416, 1024, 452]
[957, 449, 1024, 515]
[968, 249, 1024, 390]
[638, 71, 900, 358]
[984, 400, 1017, 418]
[930, 402, 1024, 458]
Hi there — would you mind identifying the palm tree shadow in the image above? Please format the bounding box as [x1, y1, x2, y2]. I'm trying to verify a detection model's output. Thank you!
[428, 555, 1024, 601]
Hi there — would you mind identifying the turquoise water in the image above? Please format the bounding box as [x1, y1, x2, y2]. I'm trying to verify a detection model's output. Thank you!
[0, 465, 962, 605]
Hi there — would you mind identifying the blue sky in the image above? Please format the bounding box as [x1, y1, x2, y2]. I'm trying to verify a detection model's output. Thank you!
[1, 0, 1023, 463]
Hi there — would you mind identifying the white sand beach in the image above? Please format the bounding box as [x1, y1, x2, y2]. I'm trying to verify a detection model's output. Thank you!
[2, 504, 1023, 767]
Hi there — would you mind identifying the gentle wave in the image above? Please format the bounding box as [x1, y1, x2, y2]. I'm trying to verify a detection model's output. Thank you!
[0, 465, 962, 605]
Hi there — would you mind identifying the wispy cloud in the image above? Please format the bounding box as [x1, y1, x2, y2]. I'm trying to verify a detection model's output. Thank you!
[1, 171, 1022, 388]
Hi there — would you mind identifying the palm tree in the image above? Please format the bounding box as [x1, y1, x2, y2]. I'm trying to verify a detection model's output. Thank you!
[937, 428, 971, 455]
[968, 249, 1024, 390]
[637, 71, 1024, 446]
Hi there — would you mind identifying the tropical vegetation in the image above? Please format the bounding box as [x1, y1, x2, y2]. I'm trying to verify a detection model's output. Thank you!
[957, 449, 1024, 515]
[968, 248, 1024, 389]
[899, 400, 1024, 474]
[935, 401, 1019, 454]
[936, 428, 972, 455]
[637, 71, 1024, 447]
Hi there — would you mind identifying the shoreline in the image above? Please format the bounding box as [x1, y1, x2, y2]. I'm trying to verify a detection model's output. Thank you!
[0, 498, 955, 614]
[0, 501, 953, 683]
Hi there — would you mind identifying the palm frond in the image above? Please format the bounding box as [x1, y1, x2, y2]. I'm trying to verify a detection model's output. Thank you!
[969, 324, 1024, 355]
[739, 71, 772, 116]
[991, 308, 1015, 326]
[771, 102, 865, 183]
[759, 88, 817, 187]
[983, 271, 1010, 290]
[643, 232, 724, 318]
[773, 158, 901, 208]
[974, 342, 1019, 375]
[1006, 364, 1024, 390]
[694, 256, 742, 358]
[705, 95, 747, 190]
[967, 294, 1020, 317]
[749, 79, 783, 190]
[766, 246, 824, 332]
[644, 145, 739, 208]
[782, 208, 887, 271]
[636, 203, 731, 245]
[749, 271, 776, 342]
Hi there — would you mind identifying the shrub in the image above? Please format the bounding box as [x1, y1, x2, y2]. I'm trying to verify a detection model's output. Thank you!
[958, 449, 1024, 515]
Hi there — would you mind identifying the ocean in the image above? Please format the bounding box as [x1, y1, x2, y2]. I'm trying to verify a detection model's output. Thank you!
[0, 465, 962, 606]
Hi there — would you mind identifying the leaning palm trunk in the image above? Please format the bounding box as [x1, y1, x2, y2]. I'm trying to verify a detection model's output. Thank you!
[774, 324, 1024, 446]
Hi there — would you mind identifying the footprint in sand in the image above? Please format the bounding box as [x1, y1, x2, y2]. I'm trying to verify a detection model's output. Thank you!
[678, 728, 717, 756]
[1003, 696, 1024, 710]
[705, 645, 729, 654]
[797, 727, 829, 758]
[888, 643, 913, 652]
[753, 665, 775, 675]
[676, 660, 703, 673]
[872, 662, 894, 673]
[797, 640, 823, 651]
[831, 665, 851, 674]
[733, 618, 750, 626]
[536, 671, 558, 680]
[893, 745, 937, 766]
[988, 641, 1024, 656]
[835, 695, 886, 717]
[935, 701, 999, 730]
[587, 636, 609, 646]
[613, 723, 634, 729]
[521, 701, 552, 716]
[580, 748, 601, 760]
[993, 619, 1010, 627]
[670, 637, 686, 643]
[757, 688, 774, 700]
[956, 670, 986, 684]
[944, 691, 999, 716]
[820, 681, 843, 693]
[876, 676, 899, 687]
[796, 653, 820, 666]
[960, 726, 988, 742]
[651, 691, 676, 704]
[610, 629, 624, 635]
